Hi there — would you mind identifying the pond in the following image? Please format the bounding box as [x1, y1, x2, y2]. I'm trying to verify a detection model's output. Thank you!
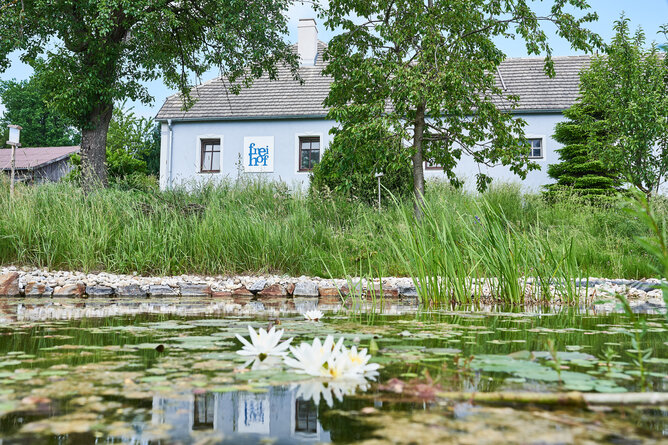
[0, 299, 666, 444]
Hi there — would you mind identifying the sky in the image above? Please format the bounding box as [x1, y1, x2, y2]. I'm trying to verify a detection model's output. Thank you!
[0, 0, 667, 120]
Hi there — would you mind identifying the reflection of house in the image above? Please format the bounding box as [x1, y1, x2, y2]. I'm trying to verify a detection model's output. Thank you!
[0, 146, 79, 183]
[151, 386, 331, 443]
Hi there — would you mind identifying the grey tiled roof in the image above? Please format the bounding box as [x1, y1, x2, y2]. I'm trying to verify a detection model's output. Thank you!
[0, 146, 79, 170]
[156, 43, 590, 121]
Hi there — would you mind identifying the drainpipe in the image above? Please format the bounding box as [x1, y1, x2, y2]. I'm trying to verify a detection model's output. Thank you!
[167, 119, 173, 188]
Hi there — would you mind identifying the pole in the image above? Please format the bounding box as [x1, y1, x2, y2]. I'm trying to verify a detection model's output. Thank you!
[9, 143, 16, 197]
[374, 172, 384, 211]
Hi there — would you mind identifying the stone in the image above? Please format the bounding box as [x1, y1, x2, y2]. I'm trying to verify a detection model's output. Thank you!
[318, 287, 340, 297]
[286, 283, 296, 295]
[398, 285, 419, 303]
[248, 279, 268, 293]
[258, 284, 287, 297]
[116, 285, 147, 298]
[212, 290, 232, 298]
[0, 272, 20, 297]
[340, 280, 364, 296]
[86, 286, 115, 297]
[179, 284, 212, 297]
[232, 286, 254, 297]
[24, 282, 53, 297]
[53, 283, 86, 298]
[147, 285, 179, 297]
[382, 287, 400, 299]
[293, 281, 318, 297]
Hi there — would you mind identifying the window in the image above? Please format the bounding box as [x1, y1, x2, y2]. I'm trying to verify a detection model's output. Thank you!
[299, 136, 320, 171]
[528, 138, 543, 159]
[295, 399, 318, 434]
[200, 138, 221, 173]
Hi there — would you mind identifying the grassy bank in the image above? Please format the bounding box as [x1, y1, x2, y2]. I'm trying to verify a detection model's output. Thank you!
[0, 179, 662, 280]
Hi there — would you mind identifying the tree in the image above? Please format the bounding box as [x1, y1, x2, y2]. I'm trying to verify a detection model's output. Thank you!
[70, 104, 161, 180]
[544, 101, 621, 200]
[310, 119, 413, 203]
[0, 0, 297, 191]
[322, 0, 600, 217]
[580, 18, 668, 200]
[0, 76, 79, 148]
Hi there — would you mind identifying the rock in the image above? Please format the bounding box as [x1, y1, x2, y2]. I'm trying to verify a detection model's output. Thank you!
[248, 279, 268, 293]
[398, 285, 419, 303]
[258, 284, 287, 297]
[382, 287, 400, 299]
[53, 283, 86, 298]
[318, 287, 340, 297]
[179, 284, 211, 297]
[24, 282, 54, 298]
[147, 285, 178, 297]
[116, 285, 147, 298]
[286, 283, 296, 295]
[232, 286, 254, 297]
[340, 281, 364, 296]
[86, 286, 115, 297]
[0, 272, 20, 297]
[294, 281, 318, 298]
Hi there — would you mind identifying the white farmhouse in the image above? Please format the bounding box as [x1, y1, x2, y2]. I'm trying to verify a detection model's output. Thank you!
[156, 19, 590, 191]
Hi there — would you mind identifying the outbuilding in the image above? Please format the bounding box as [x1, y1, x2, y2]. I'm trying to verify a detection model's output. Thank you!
[156, 19, 589, 191]
[0, 146, 79, 183]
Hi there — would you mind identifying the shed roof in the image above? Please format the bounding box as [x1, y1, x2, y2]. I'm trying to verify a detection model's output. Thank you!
[0, 146, 79, 171]
[156, 41, 591, 121]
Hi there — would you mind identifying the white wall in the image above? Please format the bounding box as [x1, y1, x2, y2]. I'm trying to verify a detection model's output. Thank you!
[160, 113, 565, 191]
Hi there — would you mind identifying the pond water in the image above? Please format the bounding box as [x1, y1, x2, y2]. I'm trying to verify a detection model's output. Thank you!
[0, 300, 666, 444]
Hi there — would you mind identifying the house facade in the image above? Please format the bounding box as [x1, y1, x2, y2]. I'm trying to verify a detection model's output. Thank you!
[156, 19, 590, 192]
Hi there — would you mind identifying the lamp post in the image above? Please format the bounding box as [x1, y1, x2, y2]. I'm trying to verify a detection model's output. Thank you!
[374, 172, 384, 210]
[7, 125, 21, 197]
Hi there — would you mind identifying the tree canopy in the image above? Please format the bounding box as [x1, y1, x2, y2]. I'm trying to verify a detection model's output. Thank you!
[545, 101, 621, 201]
[0, 75, 79, 148]
[0, 0, 298, 190]
[579, 18, 668, 199]
[322, 0, 601, 215]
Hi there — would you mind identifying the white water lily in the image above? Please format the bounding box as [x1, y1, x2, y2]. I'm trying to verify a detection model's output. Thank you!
[235, 325, 292, 360]
[284, 335, 344, 377]
[323, 345, 380, 380]
[303, 309, 324, 321]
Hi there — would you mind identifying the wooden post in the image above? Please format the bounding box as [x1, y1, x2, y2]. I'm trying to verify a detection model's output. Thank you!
[9, 142, 16, 197]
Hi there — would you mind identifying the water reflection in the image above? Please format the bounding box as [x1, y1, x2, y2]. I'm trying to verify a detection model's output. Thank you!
[147, 386, 332, 443]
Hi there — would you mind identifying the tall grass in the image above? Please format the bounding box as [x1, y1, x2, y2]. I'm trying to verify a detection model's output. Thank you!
[0, 178, 663, 284]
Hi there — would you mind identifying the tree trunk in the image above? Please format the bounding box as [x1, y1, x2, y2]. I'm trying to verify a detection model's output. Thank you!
[411, 102, 426, 219]
[80, 103, 113, 192]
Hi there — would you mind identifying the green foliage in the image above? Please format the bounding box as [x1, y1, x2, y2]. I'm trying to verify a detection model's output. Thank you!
[545, 101, 621, 200]
[0, 0, 298, 184]
[0, 75, 79, 148]
[0, 180, 662, 280]
[310, 125, 413, 203]
[322, 0, 601, 198]
[68, 104, 160, 182]
[580, 17, 668, 199]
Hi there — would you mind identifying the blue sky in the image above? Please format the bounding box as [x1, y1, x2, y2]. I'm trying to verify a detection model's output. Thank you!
[1, 0, 667, 119]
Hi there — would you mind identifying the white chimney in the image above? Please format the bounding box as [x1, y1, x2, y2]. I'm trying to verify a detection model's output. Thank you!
[298, 18, 318, 66]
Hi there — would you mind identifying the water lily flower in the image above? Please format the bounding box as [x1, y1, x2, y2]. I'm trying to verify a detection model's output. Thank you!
[284, 335, 344, 377]
[325, 345, 380, 380]
[303, 309, 324, 321]
[235, 325, 292, 360]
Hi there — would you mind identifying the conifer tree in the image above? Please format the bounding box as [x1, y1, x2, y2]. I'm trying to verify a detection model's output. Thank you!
[545, 102, 621, 199]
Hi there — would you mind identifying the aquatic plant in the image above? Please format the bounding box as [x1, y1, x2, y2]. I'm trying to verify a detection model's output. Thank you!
[283, 335, 345, 377]
[303, 309, 324, 321]
[235, 325, 293, 360]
